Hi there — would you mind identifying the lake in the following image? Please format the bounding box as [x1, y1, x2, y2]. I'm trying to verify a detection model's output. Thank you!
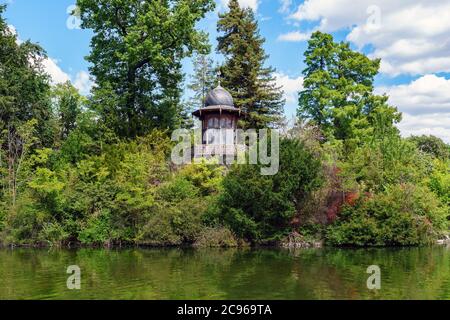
[0, 246, 449, 300]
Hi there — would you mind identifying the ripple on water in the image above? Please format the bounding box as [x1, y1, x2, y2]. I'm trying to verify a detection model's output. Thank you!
[0, 247, 449, 300]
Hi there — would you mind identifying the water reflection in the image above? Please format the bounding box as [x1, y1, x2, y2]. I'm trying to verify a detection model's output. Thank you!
[0, 247, 449, 300]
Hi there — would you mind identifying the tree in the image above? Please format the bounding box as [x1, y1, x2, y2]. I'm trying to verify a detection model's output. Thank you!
[181, 53, 216, 129]
[407, 135, 450, 160]
[0, 5, 54, 206]
[76, 0, 216, 138]
[298, 31, 401, 148]
[188, 53, 216, 110]
[217, 0, 285, 129]
[52, 82, 86, 142]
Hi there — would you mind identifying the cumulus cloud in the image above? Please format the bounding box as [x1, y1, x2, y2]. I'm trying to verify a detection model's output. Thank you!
[7, 24, 17, 35]
[277, 31, 310, 42]
[287, 0, 450, 76]
[42, 58, 71, 85]
[73, 71, 94, 96]
[275, 72, 304, 105]
[398, 113, 450, 143]
[42, 60, 93, 95]
[377, 75, 450, 115]
[8, 23, 92, 94]
[376, 74, 450, 142]
[40, 58, 93, 95]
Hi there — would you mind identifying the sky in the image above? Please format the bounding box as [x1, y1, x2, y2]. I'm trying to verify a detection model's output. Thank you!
[2, 0, 450, 142]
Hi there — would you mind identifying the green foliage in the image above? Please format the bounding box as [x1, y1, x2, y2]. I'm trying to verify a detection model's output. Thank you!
[0, 2, 447, 250]
[408, 135, 450, 160]
[194, 226, 238, 248]
[298, 31, 401, 150]
[78, 210, 112, 245]
[0, 5, 55, 209]
[428, 159, 450, 207]
[1, 128, 230, 246]
[51, 82, 86, 142]
[326, 184, 448, 246]
[339, 135, 432, 193]
[176, 161, 224, 196]
[217, 0, 285, 129]
[76, 0, 215, 137]
[218, 138, 323, 243]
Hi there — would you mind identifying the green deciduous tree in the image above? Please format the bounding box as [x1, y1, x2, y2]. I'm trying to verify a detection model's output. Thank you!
[217, 0, 285, 129]
[0, 5, 54, 206]
[407, 135, 450, 160]
[77, 0, 216, 138]
[52, 82, 86, 142]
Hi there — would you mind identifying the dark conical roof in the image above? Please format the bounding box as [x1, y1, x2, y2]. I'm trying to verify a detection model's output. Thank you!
[205, 86, 234, 107]
[192, 85, 240, 118]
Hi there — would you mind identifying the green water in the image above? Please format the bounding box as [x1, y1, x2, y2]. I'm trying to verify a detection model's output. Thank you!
[0, 247, 449, 300]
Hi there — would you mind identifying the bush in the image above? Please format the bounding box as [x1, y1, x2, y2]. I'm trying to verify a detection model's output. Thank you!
[39, 222, 69, 246]
[194, 227, 238, 248]
[428, 159, 450, 207]
[339, 136, 431, 193]
[218, 138, 323, 244]
[78, 209, 113, 245]
[326, 184, 448, 246]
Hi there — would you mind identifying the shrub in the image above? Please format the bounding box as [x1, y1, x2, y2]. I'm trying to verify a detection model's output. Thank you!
[339, 136, 431, 193]
[78, 209, 113, 245]
[428, 159, 450, 207]
[138, 205, 183, 246]
[218, 138, 323, 243]
[326, 184, 448, 246]
[194, 227, 238, 248]
[39, 222, 69, 246]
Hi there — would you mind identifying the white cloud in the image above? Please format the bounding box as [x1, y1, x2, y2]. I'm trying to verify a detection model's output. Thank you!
[43, 59, 93, 95]
[278, 0, 292, 14]
[73, 71, 94, 96]
[288, 0, 450, 76]
[8, 23, 92, 95]
[42, 58, 71, 85]
[376, 74, 450, 142]
[275, 72, 304, 104]
[7, 24, 17, 35]
[377, 75, 450, 115]
[219, 0, 259, 12]
[278, 31, 311, 42]
[398, 113, 450, 143]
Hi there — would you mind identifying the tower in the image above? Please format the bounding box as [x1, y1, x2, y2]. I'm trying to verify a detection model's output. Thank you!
[192, 85, 242, 157]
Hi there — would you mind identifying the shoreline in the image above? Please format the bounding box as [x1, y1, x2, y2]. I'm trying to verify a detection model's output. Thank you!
[1, 241, 449, 250]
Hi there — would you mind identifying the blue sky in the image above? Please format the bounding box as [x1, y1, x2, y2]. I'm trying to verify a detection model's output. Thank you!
[3, 0, 450, 142]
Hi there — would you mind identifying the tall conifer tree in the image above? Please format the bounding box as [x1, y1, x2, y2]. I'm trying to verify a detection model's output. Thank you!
[298, 31, 402, 148]
[217, 0, 285, 129]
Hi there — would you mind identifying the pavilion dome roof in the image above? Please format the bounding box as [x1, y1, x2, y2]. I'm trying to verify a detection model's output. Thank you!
[205, 85, 234, 107]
